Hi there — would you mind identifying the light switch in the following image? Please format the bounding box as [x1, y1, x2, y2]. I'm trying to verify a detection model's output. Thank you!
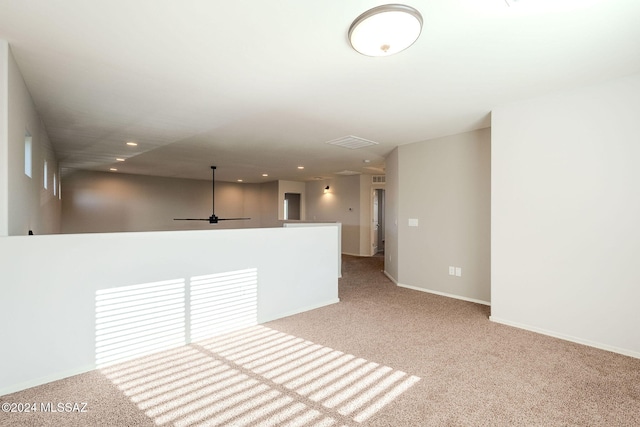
[455, 267, 462, 277]
[448, 266, 455, 276]
[408, 218, 419, 227]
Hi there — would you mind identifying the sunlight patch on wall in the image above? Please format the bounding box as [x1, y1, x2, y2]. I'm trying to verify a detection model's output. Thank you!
[95, 279, 186, 368]
[95, 269, 259, 369]
[190, 269, 258, 341]
[101, 325, 420, 426]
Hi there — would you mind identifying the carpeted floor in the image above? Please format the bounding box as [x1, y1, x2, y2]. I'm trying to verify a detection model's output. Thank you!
[2, 255, 639, 426]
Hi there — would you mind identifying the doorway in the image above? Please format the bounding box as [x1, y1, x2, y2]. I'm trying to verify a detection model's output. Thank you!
[372, 188, 385, 255]
[284, 193, 301, 220]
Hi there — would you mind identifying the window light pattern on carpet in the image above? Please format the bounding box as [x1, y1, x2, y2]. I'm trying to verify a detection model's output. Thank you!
[101, 325, 420, 426]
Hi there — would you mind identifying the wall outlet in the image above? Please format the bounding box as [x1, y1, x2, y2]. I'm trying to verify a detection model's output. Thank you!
[455, 267, 462, 277]
[448, 266, 455, 276]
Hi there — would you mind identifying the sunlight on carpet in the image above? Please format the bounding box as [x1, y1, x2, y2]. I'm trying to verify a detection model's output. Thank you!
[100, 325, 420, 426]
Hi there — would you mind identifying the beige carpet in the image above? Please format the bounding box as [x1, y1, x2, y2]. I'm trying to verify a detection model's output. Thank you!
[2, 255, 639, 426]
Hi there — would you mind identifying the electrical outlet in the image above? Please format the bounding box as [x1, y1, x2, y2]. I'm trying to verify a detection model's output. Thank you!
[455, 267, 462, 277]
[448, 266, 455, 276]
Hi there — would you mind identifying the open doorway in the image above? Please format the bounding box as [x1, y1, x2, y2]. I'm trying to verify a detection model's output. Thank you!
[284, 193, 301, 220]
[372, 188, 385, 255]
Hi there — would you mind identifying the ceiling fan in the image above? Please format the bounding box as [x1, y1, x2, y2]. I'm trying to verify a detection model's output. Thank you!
[174, 166, 251, 224]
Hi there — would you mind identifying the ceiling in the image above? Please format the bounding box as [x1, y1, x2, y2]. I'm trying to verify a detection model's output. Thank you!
[1, 0, 639, 183]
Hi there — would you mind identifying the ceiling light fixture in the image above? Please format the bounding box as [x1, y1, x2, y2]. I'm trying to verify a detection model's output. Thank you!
[349, 4, 423, 57]
[262, 173, 269, 177]
[109, 168, 117, 171]
[297, 166, 305, 170]
[126, 141, 138, 146]
[116, 158, 125, 161]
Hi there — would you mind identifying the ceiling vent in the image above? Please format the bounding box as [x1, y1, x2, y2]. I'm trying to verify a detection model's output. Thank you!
[326, 135, 379, 149]
[372, 175, 386, 183]
[335, 170, 361, 176]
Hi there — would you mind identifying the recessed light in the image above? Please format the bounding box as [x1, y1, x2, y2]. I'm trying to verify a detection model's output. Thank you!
[297, 166, 305, 170]
[126, 142, 138, 146]
[237, 179, 243, 182]
[262, 173, 269, 177]
[116, 158, 125, 161]
[109, 168, 118, 171]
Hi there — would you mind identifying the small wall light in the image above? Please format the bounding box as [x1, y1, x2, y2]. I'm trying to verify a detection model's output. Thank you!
[324, 185, 330, 193]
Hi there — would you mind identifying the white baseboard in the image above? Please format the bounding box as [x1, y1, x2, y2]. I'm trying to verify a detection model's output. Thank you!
[490, 316, 640, 360]
[341, 252, 363, 257]
[383, 270, 398, 285]
[396, 282, 491, 306]
[382, 271, 490, 306]
[1, 364, 95, 397]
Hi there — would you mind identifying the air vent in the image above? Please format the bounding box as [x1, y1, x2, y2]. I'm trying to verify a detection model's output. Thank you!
[326, 135, 379, 150]
[335, 170, 361, 176]
[372, 175, 386, 183]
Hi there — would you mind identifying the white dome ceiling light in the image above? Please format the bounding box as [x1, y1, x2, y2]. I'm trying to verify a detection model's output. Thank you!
[348, 4, 423, 57]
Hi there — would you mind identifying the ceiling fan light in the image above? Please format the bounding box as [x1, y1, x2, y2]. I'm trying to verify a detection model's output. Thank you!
[349, 4, 423, 57]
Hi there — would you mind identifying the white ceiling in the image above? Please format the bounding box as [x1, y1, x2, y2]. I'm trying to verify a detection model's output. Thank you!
[1, 0, 639, 182]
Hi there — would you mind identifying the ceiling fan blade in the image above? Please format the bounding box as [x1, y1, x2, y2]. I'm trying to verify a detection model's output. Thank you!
[173, 218, 210, 221]
[217, 218, 251, 221]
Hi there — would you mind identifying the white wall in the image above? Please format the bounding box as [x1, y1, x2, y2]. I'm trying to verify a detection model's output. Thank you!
[384, 148, 399, 279]
[2, 42, 60, 235]
[0, 226, 339, 395]
[391, 129, 491, 304]
[259, 180, 280, 227]
[491, 73, 640, 358]
[283, 222, 342, 278]
[305, 175, 363, 256]
[61, 170, 264, 233]
[0, 41, 8, 236]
